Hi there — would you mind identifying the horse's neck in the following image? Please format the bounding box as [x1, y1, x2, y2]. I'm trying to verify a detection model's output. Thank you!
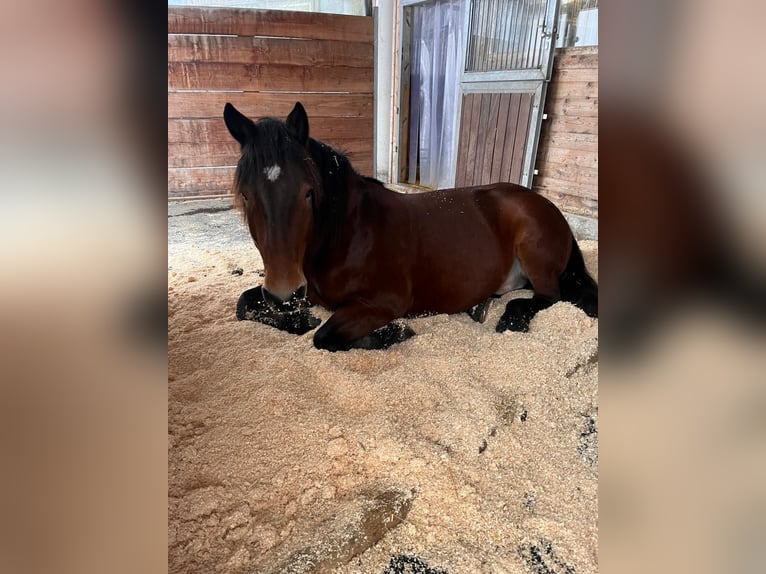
[308, 139, 356, 208]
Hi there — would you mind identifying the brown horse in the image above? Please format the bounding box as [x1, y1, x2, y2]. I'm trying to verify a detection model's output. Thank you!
[224, 102, 597, 351]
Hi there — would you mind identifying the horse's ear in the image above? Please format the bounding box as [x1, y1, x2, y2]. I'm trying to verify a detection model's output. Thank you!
[223, 103, 255, 147]
[286, 102, 309, 146]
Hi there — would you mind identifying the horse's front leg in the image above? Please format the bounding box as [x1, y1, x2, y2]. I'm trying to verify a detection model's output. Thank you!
[236, 285, 320, 335]
[313, 302, 414, 352]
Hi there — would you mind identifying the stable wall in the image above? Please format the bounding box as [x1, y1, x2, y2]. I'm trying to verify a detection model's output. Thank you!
[168, 6, 375, 200]
[533, 46, 598, 221]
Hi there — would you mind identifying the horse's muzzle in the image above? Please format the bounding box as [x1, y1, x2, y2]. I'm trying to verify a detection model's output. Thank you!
[262, 284, 308, 311]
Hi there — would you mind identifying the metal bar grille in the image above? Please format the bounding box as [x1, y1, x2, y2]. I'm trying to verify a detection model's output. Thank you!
[466, 0, 549, 72]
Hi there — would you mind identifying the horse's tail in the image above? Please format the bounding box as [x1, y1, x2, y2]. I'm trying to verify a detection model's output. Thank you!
[560, 236, 598, 317]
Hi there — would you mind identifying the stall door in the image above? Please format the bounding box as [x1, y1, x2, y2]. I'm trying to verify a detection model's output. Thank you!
[455, 0, 559, 188]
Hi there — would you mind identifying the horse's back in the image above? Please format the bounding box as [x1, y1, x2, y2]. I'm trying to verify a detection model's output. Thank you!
[405, 182, 571, 248]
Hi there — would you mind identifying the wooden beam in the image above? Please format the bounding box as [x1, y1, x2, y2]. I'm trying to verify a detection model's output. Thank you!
[168, 35, 373, 68]
[168, 140, 373, 168]
[168, 166, 236, 195]
[168, 117, 374, 144]
[168, 62, 373, 93]
[168, 6, 373, 43]
[168, 92, 373, 120]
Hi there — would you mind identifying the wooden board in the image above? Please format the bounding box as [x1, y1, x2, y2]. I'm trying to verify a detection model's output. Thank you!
[168, 7, 373, 43]
[551, 47, 598, 69]
[546, 96, 598, 117]
[463, 94, 480, 184]
[543, 115, 598, 135]
[534, 165, 598, 197]
[542, 148, 598, 171]
[168, 62, 373, 93]
[546, 80, 597, 100]
[554, 68, 598, 83]
[537, 131, 598, 152]
[168, 92, 373, 120]
[168, 117, 374, 145]
[168, 35, 373, 68]
[536, 189, 598, 218]
[479, 93, 501, 183]
[499, 94, 522, 184]
[472, 94, 492, 184]
[168, 140, 373, 168]
[490, 93, 512, 183]
[507, 93, 533, 184]
[168, 167, 236, 196]
[168, 143, 239, 169]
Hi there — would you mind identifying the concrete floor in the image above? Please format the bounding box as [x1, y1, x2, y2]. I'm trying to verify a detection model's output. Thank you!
[168, 198, 253, 268]
[563, 211, 598, 241]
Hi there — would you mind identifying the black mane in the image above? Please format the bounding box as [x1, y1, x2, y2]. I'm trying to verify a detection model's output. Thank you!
[306, 137, 357, 216]
[307, 139, 382, 189]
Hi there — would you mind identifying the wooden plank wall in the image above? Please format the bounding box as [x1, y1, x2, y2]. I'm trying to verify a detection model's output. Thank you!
[168, 7, 375, 200]
[533, 46, 598, 218]
[455, 92, 533, 187]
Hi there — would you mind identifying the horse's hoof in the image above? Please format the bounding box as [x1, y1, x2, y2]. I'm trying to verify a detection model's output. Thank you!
[237, 285, 320, 335]
[314, 320, 415, 351]
[496, 300, 532, 332]
[496, 315, 530, 333]
[236, 286, 268, 320]
[580, 293, 598, 318]
[370, 320, 415, 349]
[250, 307, 321, 335]
[271, 309, 321, 335]
[467, 299, 492, 323]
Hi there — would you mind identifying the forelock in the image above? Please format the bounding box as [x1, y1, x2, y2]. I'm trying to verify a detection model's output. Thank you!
[235, 119, 307, 188]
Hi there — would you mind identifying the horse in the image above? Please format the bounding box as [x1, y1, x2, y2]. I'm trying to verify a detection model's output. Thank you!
[224, 101, 598, 351]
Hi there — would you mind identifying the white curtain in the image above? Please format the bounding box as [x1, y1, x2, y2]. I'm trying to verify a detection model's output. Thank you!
[408, 0, 465, 189]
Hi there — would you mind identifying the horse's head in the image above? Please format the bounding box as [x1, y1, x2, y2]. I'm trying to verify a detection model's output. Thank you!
[224, 102, 320, 307]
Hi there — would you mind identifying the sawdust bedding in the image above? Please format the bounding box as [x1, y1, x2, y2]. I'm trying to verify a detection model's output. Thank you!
[168, 241, 598, 574]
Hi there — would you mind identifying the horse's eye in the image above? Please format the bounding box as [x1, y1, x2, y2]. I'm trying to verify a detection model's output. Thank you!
[305, 188, 314, 200]
[241, 191, 248, 202]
